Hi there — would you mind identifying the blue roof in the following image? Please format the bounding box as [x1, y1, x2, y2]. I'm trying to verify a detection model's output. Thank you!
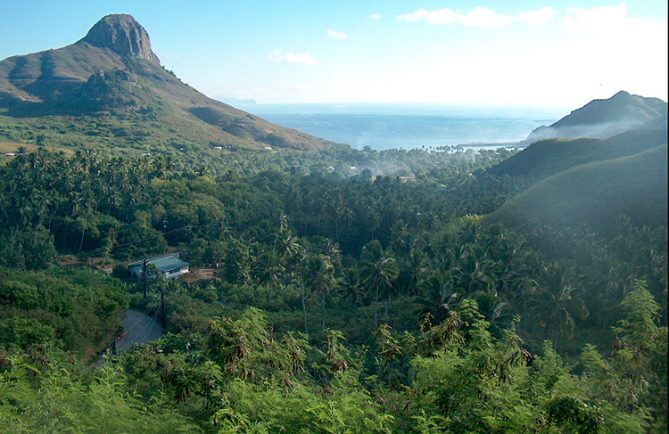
[129, 255, 188, 272]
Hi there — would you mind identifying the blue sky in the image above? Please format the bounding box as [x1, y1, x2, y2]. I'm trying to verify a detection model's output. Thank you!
[1, 0, 667, 108]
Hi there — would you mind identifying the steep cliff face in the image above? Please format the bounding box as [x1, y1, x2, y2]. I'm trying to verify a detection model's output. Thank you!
[79, 14, 160, 64]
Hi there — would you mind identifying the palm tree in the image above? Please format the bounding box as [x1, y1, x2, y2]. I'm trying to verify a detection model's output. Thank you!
[302, 252, 336, 331]
[474, 289, 513, 337]
[358, 240, 399, 327]
[255, 249, 285, 301]
[527, 262, 584, 350]
[275, 214, 303, 271]
[415, 270, 459, 325]
[453, 245, 496, 295]
[398, 246, 426, 296]
[338, 268, 367, 307]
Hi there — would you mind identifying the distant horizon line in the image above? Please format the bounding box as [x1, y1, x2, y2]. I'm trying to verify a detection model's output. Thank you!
[218, 98, 573, 109]
[223, 101, 573, 107]
[212, 87, 667, 112]
[216, 99, 569, 118]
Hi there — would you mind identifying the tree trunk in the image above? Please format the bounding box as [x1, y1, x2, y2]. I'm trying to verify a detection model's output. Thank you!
[78, 227, 86, 252]
[321, 292, 326, 330]
[302, 291, 308, 335]
[374, 289, 380, 329]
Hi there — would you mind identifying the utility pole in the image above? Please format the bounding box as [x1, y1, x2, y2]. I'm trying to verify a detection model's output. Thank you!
[142, 258, 148, 299]
[160, 281, 167, 329]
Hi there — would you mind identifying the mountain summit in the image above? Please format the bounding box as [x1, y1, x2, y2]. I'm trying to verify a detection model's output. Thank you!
[489, 92, 667, 234]
[0, 15, 329, 151]
[525, 91, 667, 143]
[79, 14, 160, 64]
[490, 91, 667, 180]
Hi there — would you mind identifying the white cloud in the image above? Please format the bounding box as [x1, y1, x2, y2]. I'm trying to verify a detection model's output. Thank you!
[245, 4, 665, 106]
[516, 7, 556, 26]
[399, 8, 456, 25]
[369, 13, 382, 21]
[398, 6, 555, 27]
[554, 3, 667, 101]
[560, 4, 633, 33]
[461, 7, 513, 27]
[267, 49, 318, 66]
[326, 29, 348, 40]
[381, 3, 667, 106]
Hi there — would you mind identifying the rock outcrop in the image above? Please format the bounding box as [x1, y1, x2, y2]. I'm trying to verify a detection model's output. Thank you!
[79, 14, 160, 64]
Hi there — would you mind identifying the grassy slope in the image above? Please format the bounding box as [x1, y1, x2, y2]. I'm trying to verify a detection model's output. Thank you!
[0, 140, 33, 153]
[0, 42, 329, 152]
[489, 126, 667, 181]
[489, 144, 668, 232]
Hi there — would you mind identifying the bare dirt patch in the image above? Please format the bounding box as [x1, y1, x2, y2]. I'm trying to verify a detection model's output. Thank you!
[183, 267, 220, 282]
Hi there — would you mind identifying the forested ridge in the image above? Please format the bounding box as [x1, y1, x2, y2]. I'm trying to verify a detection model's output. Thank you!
[0, 144, 666, 433]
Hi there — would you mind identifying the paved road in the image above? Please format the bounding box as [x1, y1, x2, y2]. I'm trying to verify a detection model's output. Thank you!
[97, 310, 163, 366]
[115, 309, 164, 351]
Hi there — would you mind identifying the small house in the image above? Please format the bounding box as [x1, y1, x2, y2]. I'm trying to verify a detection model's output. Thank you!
[128, 254, 189, 279]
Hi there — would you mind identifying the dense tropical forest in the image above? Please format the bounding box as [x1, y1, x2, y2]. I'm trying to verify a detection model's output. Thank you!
[0, 9, 666, 433]
[0, 142, 666, 433]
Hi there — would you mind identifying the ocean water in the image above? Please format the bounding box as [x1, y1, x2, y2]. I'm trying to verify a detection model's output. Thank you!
[239, 104, 561, 150]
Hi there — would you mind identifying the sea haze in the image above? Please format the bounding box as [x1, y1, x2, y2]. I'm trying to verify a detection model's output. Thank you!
[235, 103, 562, 150]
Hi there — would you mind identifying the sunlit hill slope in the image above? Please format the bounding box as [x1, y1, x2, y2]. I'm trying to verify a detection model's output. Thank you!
[0, 14, 330, 152]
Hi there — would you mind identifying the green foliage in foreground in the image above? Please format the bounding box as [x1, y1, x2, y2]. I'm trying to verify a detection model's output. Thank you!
[0, 267, 128, 357]
[0, 360, 200, 433]
[1, 284, 665, 433]
[0, 145, 666, 432]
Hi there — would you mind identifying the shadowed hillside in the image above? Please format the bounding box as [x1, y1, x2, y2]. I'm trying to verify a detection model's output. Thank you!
[489, 123, 667, 181]
[489, 144, 668, 233]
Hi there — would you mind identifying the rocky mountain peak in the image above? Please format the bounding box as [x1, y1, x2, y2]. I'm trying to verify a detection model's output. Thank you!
[611, 90, 631, 99]
[80, 14, 160, 64]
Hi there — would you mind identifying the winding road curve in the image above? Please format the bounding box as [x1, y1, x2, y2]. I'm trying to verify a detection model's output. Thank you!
[115, 309, 164, 351]
[97, 310, 163, 367]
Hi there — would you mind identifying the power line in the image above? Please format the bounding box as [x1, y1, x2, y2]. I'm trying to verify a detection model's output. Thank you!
[67, 220, 220, 269]
[116, 308, 162, 352]
[131, 314, 160, 347]
[78, 223, 197, 261]
[118, 304, 155, 338]
[115, 306, 155, 343]
[72, 222, 220, 343]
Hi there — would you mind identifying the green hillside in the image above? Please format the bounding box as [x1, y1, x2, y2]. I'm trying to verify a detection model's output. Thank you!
[489, 144, 668, 232]
[489, 124, 667, 181]
[0, 14, 330, 152]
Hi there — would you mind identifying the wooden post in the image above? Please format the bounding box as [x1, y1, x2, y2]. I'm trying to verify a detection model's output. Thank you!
[142, 258, 147, 299]
[160, 281, 166, 329]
